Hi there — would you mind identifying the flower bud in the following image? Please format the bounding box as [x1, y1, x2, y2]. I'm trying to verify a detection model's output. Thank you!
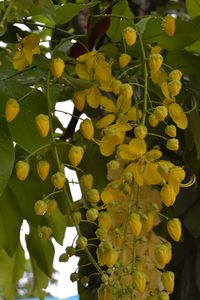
[120, 83, 133, 98]
[111, 78, 121, 95]
[5, 98, 20, 123]
[68, 146, 84, 167]
[148, 114, 159, 127]
[149, 53, 163, 73]
[129, 213, 142, 236]
[51, 58, 65, 78]
[160, 184, 176, 207]
[107, 160, 120, 171]
[162, 15, 175, 37]
[37, 160, 50, 181]
[142, 211, 154, 233]
[81, 276, 90, 287]
[34, 200, 48, 215]
[161, 271, 175, 294]
[166, 138, 179, 151]
[155, 243, 169, 266]
[154, 106, 168, 121]
[98, 212, 112, 232]
[59, 253, 69, 262]
[134, 125, 147, 139]
[167, 218, 182, 242]
[70, 272, 79, 282]
[66, 246, 76, 257]
[165, 125, 176, 137]
[39, 226, 52, 240]
[158, 291, 170, 300]
[104, 248, 118, 268]
[73, 211, 82, 224]
[133, 271, 146, 293]
[80, 174, 93, 191]
[123, 27, 137, 46]
[97, 245, 106, 266]
[16, 160, 30, 181]
[35, 114, 50, 138]
[96, 228, 107, 240]
[76, 236, 87, 249]
[168, 80, 182, 97]
[119, 53, 131, 68]
[47, 199, 57, 215]
[51, 172, 65, 189]
[72, 91, 85, 112]
[169, 69, 182, 81]
[86, 208, 99, 221]
[86, 188, 100, 204]
[80, 119, 94, 140]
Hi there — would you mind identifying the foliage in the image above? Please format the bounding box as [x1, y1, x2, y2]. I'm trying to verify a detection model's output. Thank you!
[0, 1, 200, 300]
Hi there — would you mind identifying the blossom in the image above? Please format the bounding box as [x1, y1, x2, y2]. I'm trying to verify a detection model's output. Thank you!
[13, 34, 40, 71]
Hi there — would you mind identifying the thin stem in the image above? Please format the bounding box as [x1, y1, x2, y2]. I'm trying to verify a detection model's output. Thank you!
[0, 66, 36, 81]
[55, 109, 84, 120]
[119, 181, 135, 286]
[118, 64, 142, 79]
[43, 190, 63, 201]
[0, 0, 15, 27]
[132, 89, 140, 124]
[25, 143, 51, 161]
[147, 132, 168, 141]
[18, 88, 37, 102]
[46, 71, 103, 275]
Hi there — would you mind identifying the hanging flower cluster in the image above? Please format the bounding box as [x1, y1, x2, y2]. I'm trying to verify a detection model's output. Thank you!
[7, 13, 193, 300]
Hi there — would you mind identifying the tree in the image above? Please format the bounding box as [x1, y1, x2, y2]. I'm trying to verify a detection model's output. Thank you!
[0, 0, 200, 299]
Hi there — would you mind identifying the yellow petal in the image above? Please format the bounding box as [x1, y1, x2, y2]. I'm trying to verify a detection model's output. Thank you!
[116, 95, 132, 114]
[86, 86, 101, 108]
[13, 51, 27, 71]
[168, 103, 188, 129]
[77, 51, 97, 62]
[151, 68, 167, 86]
[23, 48, 33, 65]
[144, 161, 162, 185]
[161, 81, 170, 99]
[75, 63, 91, 80]
[127, 106, 142, 121]
[101, 189, 115, 205]
[32, 46, 41, 55]
[96, 114, 115, 129]
[100, 96, 116, 113]
[129, 138, 147, 158]
[23, 34, 40, 50]
[100, 135, 118, 156]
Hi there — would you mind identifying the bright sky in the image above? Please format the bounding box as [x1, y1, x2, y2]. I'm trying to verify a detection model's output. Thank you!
[20, 101, 87, 299]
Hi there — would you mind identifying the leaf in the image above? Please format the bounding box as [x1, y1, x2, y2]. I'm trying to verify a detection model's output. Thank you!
[0, 80, 50, 153]
[0, 117, 15, 197]
[107, 0, 134, 42]
[64, 74, 93, 90]
[189, 111, 200, 160]
[142, 17, 200, 51]
[186, 0, 200, 19]
[54, 1, 99, 25]
[44, 207, 66, 245]
[165, 51, 200, 75]
[26, 225, 54, 277]
[0, 243, 25, 300]
[15, 0, 55, 19]
[0, 188, 22, 256]
[31, 257, 49, 300]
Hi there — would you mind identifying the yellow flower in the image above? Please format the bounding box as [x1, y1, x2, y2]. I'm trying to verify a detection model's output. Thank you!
[98, 212, 112, 231]
[5, 98, 20, 123]
[123, 27, 137, 46]
[72, 90, 86, 112]
[104, 248, 118, 268]
[142, 211, 154, 233]
[168, 102, 188, 129]
[80, 174, 93, 191]
[169, 69, 182, 81]
[133, 271, 146, 293]
[129, 212, 142, 236]
[166, 138, 179, 151]
[160, 184, 176, 207]
[167, 218, 182, 242]
[168, 80, 182, 97]
[154, 106, 168, 121]
[16, 160, 30, 181]
[148, 114, 159, 127]
[37, 160, 50, 181]
[151, 67, 168, 86]
[51, 58, 65, 78]
[162, 15, 175, 37]
[35, 114, 50, 138]
[13, 34, 40, 71]
[155, 243, 170, 266]
[119, 53, 131, 68]
[127, 106, 142, 121]
[149, 53, 163, 73]
[80, 119, 94, 140]
[68, 146, 84, 167]
[165, 125, 177, 137]
[86, 189, 100, 204]
[134, 125, 147, 139]
[161, 271, 175, 294]
[51, 172, 65, 189]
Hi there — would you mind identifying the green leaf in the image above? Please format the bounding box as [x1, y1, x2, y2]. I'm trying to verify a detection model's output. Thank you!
[189, 111, 200, 160]
[54, 1, 99, 25]
[26, 225, 54, 277]
[15, 0, 55, 19]
[0, 243, 25, 300]
[0, 81, 50, 153]
[44, 207, 66, 245]
[0, 188, 22, 256]
[107, 0, 134, 42]
[31, 257, 49, 300]
[186, 0, 200, 19]
[142, 17, 200, 51]
[64, 74, 93, 90]
[0, 117, 15, 197]
[165, 51, 200, 75]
